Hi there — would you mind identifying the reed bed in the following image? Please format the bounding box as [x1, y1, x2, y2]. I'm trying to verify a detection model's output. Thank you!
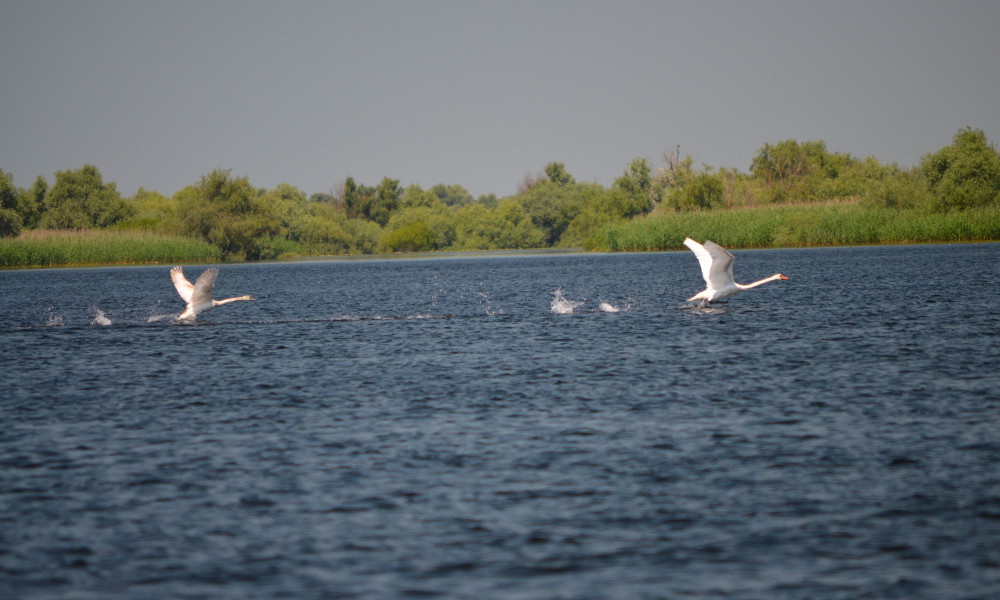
[596, 204, 1000, 251]
[0, 230, 220, 268]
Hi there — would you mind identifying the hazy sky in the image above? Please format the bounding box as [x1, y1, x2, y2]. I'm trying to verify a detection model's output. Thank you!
[2, 1, 998, 199]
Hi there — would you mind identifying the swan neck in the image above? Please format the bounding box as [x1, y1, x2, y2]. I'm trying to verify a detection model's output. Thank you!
[738, 274, 783, 290]
[213, 295, 253, 306]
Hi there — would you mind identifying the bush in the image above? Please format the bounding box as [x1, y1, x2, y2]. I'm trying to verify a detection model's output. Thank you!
[920, 127, 1000, 211]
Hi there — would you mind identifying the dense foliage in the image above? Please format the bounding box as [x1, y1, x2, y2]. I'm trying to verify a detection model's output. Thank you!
[1, 127, 997, 263]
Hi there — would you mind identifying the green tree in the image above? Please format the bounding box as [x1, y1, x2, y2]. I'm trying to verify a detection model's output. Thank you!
[310, 192, 334, 205]
[612, 158, 655, 216]
[369, 177, 402, 225]
[39, 164, 131, 229]
[545, 162, 575, 186]
[262, 183, 308, 239]
[430, 183, 474, 207]
[401, 183, 444, 209]
[382, 221, 437, 252]
[477, 193, 499, 209]
[519, 180, 582, 246]
[749, 140, 860, 203]
[344, 218, 382, 254]
[342, 177, 375, 220]
[453, 199, 544, 250]
[172, 170, 281, 260]
[119, 188, 175, 230]
[919, 127, 1000, 210]
[343, 177, 360, 218]
[676, 172, 724, 210]
[751, 140, 813, 182]
[558, 183, 622, 247]
[0, 170, 22, 237]
[382, 203, 455, 250]
[518, 164, 596, 246]
[344, 177, 401, 225]
[19, 175, 48, 229]
[296, 203, 355, 254]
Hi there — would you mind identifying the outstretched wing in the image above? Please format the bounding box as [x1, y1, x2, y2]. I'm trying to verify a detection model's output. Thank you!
[190, 268, 219, 306]
[701, 240, 736, 289]
[170, 266, 195, 303]
[684, 238, 735, 289]
[684, 238, 713, 284]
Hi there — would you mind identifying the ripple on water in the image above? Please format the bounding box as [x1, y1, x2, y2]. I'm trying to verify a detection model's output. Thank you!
[1, 246, 999, 599]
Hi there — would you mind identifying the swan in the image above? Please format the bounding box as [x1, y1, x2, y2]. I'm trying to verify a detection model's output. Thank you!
[170, 266, 254, 320]
[683, 238, 787, 305]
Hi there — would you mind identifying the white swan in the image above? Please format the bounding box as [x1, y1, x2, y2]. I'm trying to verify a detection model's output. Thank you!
[171, 266, 254, 320]
[683, 238, 787, 305]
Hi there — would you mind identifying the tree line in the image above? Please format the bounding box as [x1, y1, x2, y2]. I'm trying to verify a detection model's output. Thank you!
[1, 127, 997, 259]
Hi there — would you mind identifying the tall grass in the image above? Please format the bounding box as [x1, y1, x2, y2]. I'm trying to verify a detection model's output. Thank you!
[0, 230, 221, 268]
[595, 204, 1000, 251]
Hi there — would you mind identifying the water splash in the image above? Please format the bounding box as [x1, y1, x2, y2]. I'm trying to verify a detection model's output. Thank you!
[598, 302, 620, 313]
[551, 289, 583, 314]
[477, 291, 505, 316]
[90, 307, 112, 326]
[43, 307, 64, 327]
[146, 314, 176, 323]
[145, 300, 178, 322]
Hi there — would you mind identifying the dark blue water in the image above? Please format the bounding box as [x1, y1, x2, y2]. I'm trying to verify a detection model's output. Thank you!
[2, 245, 998, 599]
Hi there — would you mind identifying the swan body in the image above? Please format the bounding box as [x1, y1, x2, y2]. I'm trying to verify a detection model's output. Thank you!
[171, 266, 254, 320]
[683, 238, 787, 305]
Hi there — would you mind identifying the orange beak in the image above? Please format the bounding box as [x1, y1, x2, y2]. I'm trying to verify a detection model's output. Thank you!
[780, 275, 789, 280]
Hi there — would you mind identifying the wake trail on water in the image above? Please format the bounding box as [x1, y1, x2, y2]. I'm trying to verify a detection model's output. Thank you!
[43, 307, 64, 327]
[552, 288, 636, 314]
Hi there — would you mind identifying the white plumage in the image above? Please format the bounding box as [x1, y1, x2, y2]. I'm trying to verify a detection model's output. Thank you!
[171, 266, 254, 320]
[683, 238, 787, 306]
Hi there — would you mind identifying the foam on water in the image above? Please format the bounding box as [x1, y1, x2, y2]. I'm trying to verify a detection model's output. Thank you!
[90, 307, 112, 326]
[598, 301, 620, 313]
[551, 288, 583, 314]
[42, 307, 63, 327]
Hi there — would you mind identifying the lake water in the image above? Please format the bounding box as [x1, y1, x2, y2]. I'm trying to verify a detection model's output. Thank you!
[1, 244, 998, 599]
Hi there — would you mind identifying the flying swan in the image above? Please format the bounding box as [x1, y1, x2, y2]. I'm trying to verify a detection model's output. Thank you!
[683, 238, 787, 306]
[171, 266, 254, 320]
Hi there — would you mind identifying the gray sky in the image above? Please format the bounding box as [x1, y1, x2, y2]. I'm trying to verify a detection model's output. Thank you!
[2, 1, 998, 199]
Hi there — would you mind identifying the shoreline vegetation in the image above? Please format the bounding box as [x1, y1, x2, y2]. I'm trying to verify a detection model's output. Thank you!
[597, 202, 1000, 252]
[3, 204, 996, 269]
[2, 127, 999, 268]
[0, 229, 220, 268]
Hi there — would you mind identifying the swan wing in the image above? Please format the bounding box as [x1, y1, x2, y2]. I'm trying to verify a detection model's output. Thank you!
[170, 266, 195, 303]
[702, 240, 736, 289]
[190, 268, 219, 306]
[684, 238, 718, 285]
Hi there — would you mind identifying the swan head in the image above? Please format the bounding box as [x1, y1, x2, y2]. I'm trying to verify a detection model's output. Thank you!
[778, 274, 789, 280]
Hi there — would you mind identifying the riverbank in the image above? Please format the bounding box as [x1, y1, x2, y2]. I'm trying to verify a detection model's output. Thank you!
[3, 204, 998, 268]
[592, 204, 1000, 251]
[0, 229, 220, 268]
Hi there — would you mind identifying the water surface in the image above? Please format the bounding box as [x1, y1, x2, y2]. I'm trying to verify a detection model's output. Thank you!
[1, 245, 998, 599]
